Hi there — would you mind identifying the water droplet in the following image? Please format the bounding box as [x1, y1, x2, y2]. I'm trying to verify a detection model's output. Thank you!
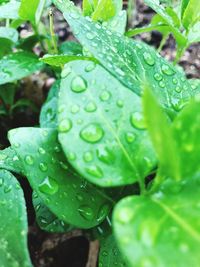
[172, 78, 178, 84]
[71, 104, 80, 114]
[97, 203, 110, 222]
[38, 147, 46, 155]
[100, 90, 111, 101]
[58, 119, 72, 133]
[130, 112, 146, 130]
[39, 177, 58, 195]
[4, 185, 12, 193]
[154, 73, 162, 81]
[61, 66, 71, 78]
[54, 145, 61, 153]
[159, 81, 165, 88]
[97, 146, 115, 164]
[80, 123, 104, 143]
[67, 152, 76, 161]
[84, 102, 97, 112]
[39, 162, 48, 172]
[143, 52, 155, 66]
[161, 64, 175, 76]
[25, 155, 34, 165]
[86, 32, 95, 40]
[78, 205, 94, 220]
[59, 161, 68, 170]
[83, 151, 93, 162]
[125, 132, 136, 143]
[71, 76, 87, 93]
[175, 86, 182, 93]
[116, 100, 124, 108]
[85, 62, 96, 72]
[86, 165, 103, 178]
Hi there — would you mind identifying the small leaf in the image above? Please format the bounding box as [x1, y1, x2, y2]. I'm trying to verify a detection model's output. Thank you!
[182, 0, 200, 30]
[0, 170, 32, 267]
[58, 61, 156, 187]
[0, 51, 44, 85]
[0, 0, 20, 19]
[33, 191, 74, 233]
[113, 175, 200, 267]
[8, 127, 112, 228]
[19, 0, 44, 25]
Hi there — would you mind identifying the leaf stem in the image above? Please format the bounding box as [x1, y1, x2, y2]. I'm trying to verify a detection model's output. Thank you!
[49, 9, 58, 54]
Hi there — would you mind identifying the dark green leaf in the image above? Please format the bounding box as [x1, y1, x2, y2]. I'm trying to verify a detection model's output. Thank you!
[0, 170, 32, 267]
[8, 127, 112, 228]
[33, 191, 73, 233]
[59, 41, 83, 55]
[0, 51, 44, 85]
[58, 61, 156, 187]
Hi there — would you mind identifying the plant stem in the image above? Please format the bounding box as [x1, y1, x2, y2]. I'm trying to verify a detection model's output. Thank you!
[49, 9, 58, 54]
[158, 34, 168, 53]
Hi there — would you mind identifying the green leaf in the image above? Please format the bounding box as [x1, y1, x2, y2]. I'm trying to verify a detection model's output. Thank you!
[143, 87, 180, 180]
[113, 175, 200, 267]
[58, 61, 156, 187]
[0, 147, 24, 174]
[33, 191, 74, 233]
[53, 0, 194, 112]
[0, 0, 20, 19]
[181, 0, 190, 18]
[99, 234, 127, 267]
[91, 0, 117, 22]
[40, 54, 96, 67]
[0, 38, 13, 58]
[0, 51, 44, 85]
[83, 0, 98, 16]
[59, 41, 83, 55]
[188, 21, 200, 44]
[172, 97, 200, 178]
[19, 0, 44, 25]
[0, 27, 18, 43]
[8, 127, 112, 229]
[0, 170, 32, 267]
[182, 0, 200, 30]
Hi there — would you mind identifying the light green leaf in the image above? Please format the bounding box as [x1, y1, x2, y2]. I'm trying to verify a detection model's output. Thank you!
[58, 61, 156, 187]
[188, 21, 200, 44]
[181, 0, 190, 18]
[0, 27, 18, 43]
[0, 170, 32, 267]
[19, 0, 43, 25]
[0, 51, 44, 85]
[0, 147, 24, 175]
[0, 0, 20, 19]
[32, 191, 74, 233]
[113, 175, 200, 267]
[92, 0, 117, 22]
[182, 0, 200, 30]
[8, 127, 112, 229]
[83, 0, 98, 16]
[40, 54, 96, 67]
[53, 0, 195, 112]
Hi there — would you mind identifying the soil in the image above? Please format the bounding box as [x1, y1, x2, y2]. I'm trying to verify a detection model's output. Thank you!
[0, 1, 199, 267]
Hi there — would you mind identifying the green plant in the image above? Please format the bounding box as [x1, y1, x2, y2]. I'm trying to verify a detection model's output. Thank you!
[127, 0, 200, 62]
[0, 0, 200, 266]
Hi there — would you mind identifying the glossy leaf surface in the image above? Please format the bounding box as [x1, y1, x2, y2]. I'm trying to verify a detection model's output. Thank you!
[0, 27, 18, 43]
[58, 61, 156, 187]
[53, 0, 196, 112]
[0, 170, 32, 267]
[0, 52, 44, 85]
[8, 127, 111, 228]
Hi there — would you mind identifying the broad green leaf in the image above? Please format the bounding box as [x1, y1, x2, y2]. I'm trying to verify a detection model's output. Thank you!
[0, 0, 20, 19]
[143, 87, 180, 180]
[40, 80, 60, 128]
[105, 9, 127, 34]
[182, 0, 200, 30]
[53, 0, 194, 112]
[188, 21, 200, 44]
[16, 35, 41, 51]
[91, 0, 117, 22]
[113, 175, 200, 267]
[58, 61, 156, 187]
[0, 170, 32, 267]
[59, 41, 82, 55]
[19, 0, 42, 25]
[40, 54, 96, 67]
[99, 234, 127, 267]
[8, 127, 112, 228]
[172, 97, 200, 178]
[0, 27, 18, 43]
[0, 51, 44, 85]
[0, 147, 24, 174]
[32, 191, 74, 233]
[181, 0, 190, 18]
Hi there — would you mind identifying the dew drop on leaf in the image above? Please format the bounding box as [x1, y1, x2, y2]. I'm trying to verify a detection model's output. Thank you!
[71, 104, 80, 114]
[125, 132, 136, 143]
[116, 99, 124, 108]
[153, 73, 163, 81]
[38, 147, 46, 155]
[78, 205, 94, 220]
[84, 101, 97, 112]
[143, 52, 155, 66]
[25, 155, 34, 165]
[97, 146, 115, 164]
[130, 112, 146, 130]
[58, 119, 72, 133]
[161, 64, 175, 76]
[83, 151, 93, 162]
[86, 165, 103, 178]
[39, 162, 48, 172]
[38, 176, 58, 195]
[71, 76, 87, 93]
[85, 62, 96, 72]
[80, 123, 104, 143]
[67, 152, 76, 161]
[159, 81, 165, 88]
[97, 203, 110, 222]
[100, 90, 111, 101]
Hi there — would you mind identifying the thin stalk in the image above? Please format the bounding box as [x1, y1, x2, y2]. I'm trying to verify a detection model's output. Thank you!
[49, 9, 58, 54]
[6, 19, 10, 28]
[158, 34, 168, 53]
[174, 46, 186, 64]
